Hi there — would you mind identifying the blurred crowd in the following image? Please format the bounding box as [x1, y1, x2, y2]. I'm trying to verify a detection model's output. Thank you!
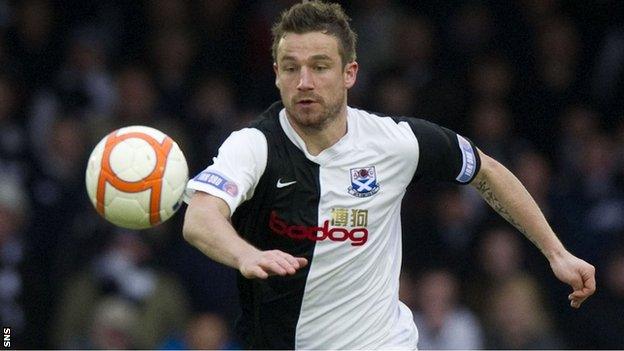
[0, 0, 623, 349]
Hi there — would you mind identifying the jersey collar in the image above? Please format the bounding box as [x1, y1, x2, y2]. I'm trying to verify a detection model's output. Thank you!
[278, 107, 354, 165]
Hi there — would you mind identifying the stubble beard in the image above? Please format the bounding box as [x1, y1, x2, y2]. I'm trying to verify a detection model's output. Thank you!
[285, 92, 346, 132]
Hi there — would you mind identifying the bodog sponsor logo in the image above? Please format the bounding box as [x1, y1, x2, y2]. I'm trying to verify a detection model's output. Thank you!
[269, 211, 368, 246]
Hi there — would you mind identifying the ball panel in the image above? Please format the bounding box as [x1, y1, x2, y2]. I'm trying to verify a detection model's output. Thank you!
[109, 138, 156, 182]
[104, 185, 152, 229]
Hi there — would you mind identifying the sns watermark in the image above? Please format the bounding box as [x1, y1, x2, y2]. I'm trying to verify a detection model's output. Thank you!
[3, 327, 9, 348]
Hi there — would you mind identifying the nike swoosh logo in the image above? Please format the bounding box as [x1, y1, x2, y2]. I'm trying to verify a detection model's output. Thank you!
[276, 178, 297, 188]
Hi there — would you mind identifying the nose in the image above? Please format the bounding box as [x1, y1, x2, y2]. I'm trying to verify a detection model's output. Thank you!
[297, 67, 314, 91]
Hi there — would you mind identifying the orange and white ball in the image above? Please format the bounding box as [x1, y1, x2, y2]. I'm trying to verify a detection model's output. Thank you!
[85, 126, 188, 229]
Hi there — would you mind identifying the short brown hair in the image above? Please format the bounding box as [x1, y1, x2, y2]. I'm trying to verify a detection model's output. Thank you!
[271, 0, 357, 66]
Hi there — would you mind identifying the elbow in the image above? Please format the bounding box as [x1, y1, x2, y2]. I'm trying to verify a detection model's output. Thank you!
[181, 192, 230, 246]
[182, 221, 195, 244]
[182, 210, 201, 245]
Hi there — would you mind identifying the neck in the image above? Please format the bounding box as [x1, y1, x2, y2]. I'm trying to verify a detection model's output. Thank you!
[286, 104, 348, 156]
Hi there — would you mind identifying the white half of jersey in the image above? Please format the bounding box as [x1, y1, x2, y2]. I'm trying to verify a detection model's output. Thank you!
[187, 106, 477, 349]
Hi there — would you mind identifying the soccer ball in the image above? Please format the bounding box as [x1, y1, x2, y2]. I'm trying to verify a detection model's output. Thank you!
[85, 126, 189, 229]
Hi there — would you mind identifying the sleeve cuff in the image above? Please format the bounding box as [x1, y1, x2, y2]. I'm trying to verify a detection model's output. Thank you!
[184, 178, 240, 215]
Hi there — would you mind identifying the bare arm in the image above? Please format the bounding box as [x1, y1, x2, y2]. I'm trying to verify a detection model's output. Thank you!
[183, 191, 307, 279]
[471, 149, 596, 308]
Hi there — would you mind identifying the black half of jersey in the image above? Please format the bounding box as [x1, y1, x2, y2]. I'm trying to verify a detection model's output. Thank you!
[231, 101, 319, 349]
[391, 116, 482, 184]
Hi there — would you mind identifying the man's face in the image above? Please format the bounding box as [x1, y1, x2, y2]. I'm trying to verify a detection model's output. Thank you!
[274, 31, 357, 130]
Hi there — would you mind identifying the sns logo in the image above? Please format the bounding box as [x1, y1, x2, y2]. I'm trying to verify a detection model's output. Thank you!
[269, 211, 368, 246]
[3, 327, 10, 348]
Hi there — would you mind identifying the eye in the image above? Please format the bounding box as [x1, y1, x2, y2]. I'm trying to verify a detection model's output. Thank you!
[314, 65, 328, 71]
[282, 66, 297, 73]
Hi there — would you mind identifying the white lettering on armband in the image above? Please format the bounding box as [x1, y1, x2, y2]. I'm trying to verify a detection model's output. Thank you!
[456, 135, 477, 183]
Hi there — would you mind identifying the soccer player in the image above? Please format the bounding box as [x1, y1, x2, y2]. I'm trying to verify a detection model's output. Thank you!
[183, 1, 596, 349]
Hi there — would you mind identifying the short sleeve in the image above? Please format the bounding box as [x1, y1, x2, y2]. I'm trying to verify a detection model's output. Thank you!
[184, 128, 268, 214]
[406, 118, 481, 184]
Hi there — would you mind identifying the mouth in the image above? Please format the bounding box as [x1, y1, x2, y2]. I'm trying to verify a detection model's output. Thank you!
[297, 99, 317, 107]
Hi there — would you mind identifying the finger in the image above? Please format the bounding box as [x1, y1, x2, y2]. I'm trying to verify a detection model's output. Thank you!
[569, 271, 597, 299]
[568, 292, 588, 306]
[569, 274, 584, 292]
[583, 268, 596, 294]
[569, 293, 590, 308]
[273, 255, 297, 275]
[248, 266, 269, 279]
[570, 289, 592, 299]
[570, 290, 588, 299]
[276, 251, 301, 270]
[261, 260, 288, 276]
[296, 257, 308, 267]
[570, 297, 584, 309]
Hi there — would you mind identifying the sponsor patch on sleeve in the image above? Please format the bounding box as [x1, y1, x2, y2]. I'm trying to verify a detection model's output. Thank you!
[456, 135, 477, 183]
[193, 171, 239, 197]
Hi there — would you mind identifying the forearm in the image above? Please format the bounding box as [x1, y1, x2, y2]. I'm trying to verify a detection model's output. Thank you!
[471, 152, 566, 260]
[183, 193, 259, 269]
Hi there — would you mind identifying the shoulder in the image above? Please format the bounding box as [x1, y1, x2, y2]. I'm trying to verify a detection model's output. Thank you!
[348, 107, 420, 141]
[219, 128, 267, 158]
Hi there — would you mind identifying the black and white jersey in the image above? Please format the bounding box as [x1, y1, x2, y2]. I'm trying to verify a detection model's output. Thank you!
[185, 102, 481, 349]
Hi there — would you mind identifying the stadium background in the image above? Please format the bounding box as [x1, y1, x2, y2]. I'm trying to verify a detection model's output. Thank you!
[0, 0, 623, 348]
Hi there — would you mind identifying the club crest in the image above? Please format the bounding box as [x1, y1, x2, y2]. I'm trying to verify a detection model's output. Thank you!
[348, 166, 380, 197]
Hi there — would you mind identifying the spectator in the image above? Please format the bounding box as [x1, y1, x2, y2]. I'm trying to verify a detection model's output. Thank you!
[591, 24, 624, 122]
[555, 130, 623, 263]
[53, 231, 190, 349]
[410, 269, 483, 350]
[556, 105, 601, 176]
[349, 0, 401, 104]
[387, 14, 465, 124]
[370, 70, 417, 117]
[465, 226, 527, 315]
[160, 312, 240, 350]
[149, 27, 197, 118]
[4, 0, 62, 92]
[513, 150, 553, 213]
[431, 187, 479, 267]
[25, 116, 92, 347]
[55, 30, 115, 119]
[88, 297, 139, 349]
[468, 100, 531, 166]
[468, 54, 514, 103]
[484, 274, 563, 349]
[446, 3, 495, 64]
[517, 15, 584, 150]
[185, 75, 241, 170]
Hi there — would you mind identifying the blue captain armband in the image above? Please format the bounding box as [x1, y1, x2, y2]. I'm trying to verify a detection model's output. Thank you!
[456, 135, 478, 184]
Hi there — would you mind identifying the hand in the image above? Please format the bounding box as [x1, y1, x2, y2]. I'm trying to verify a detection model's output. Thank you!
[549, 251, 596, 308]
[238, 249, 308, 279]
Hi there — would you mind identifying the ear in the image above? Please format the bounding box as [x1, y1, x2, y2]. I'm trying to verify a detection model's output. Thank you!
[273, 63, 280, 88]
[344, 61, 358, 89]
